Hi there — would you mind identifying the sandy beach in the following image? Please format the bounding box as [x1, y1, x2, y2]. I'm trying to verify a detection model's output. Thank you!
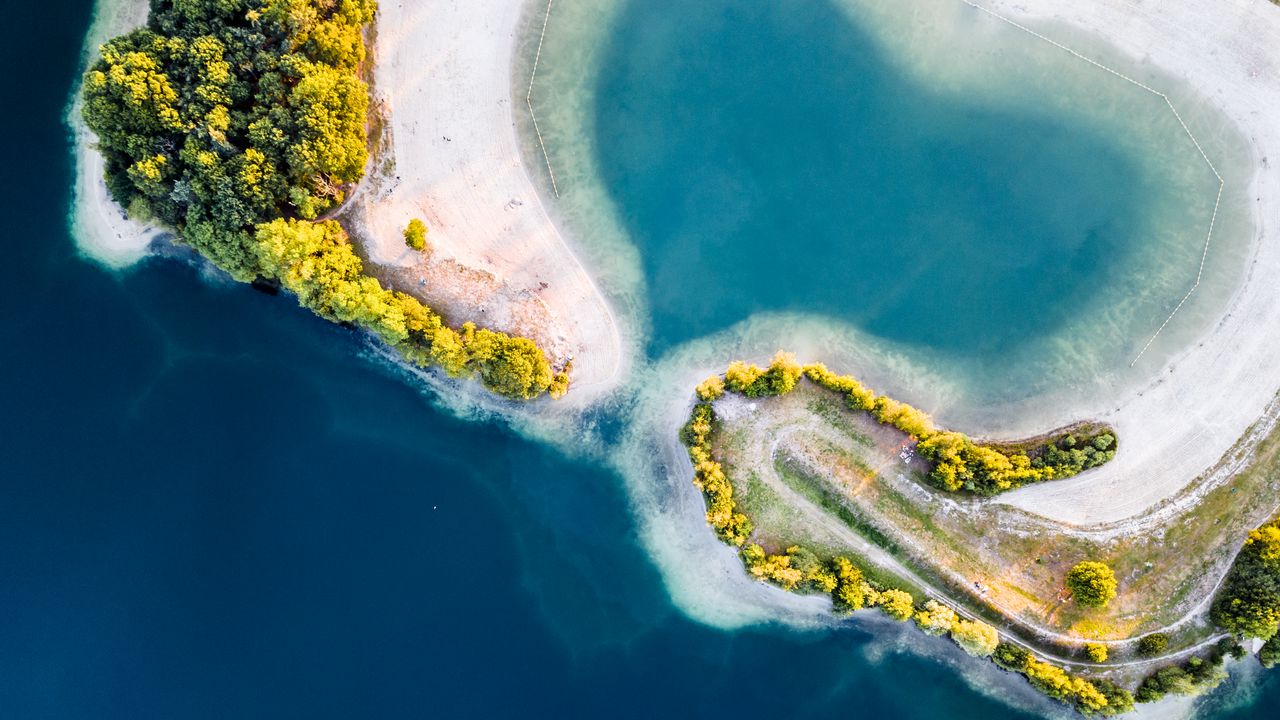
[338, 0, 627, 402]
[961, 0, 1280, 527]
[70, 0, 627, 403]
[68, 0, 160, 268]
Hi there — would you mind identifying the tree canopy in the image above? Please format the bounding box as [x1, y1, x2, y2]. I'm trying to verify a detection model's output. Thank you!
[83, 0, 565, 400]
[1212, 523, 1280, 640]
[1067, 561, 1118, 608]
[84, 0, 377, 281]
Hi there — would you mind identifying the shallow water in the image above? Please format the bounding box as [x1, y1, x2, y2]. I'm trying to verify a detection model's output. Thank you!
[10, 0, 1278, 717]
[524, 0, 1253, 427]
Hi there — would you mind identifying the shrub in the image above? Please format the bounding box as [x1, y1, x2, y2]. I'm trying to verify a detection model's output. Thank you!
[695, 375, 725, 401]
[914, 600, 957, 636]
[404, 218, 429, 251]
[1067, 561, 1118, 608]
[950, 618, 999, 657]
[1085, 643, 1108, 663]
[1137, 633, 1169, 657]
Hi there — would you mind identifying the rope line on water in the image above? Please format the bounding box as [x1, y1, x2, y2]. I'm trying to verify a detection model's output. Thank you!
[957, 0, 1224, 367]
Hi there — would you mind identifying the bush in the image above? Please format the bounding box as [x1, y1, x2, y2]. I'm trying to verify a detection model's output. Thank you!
[950, 618, 999, 657]
[914, 600, 957, 636]
[1085, 643, 1108, 663]
[404, 218, 429, 251]
[1261, 634, 1280, 669]
[1137, 633, 1169, 657]
[1067, 561, 1118, 608]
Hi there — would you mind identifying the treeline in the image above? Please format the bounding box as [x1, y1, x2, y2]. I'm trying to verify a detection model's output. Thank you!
[82, 0, 565, 399]
[678, 392, 1134, 716]
[699, 352, 1116, 495]
[1132, 639, 1239, 704]
[1212, 521, 1280, 644]
[993, 644, 1134, 716]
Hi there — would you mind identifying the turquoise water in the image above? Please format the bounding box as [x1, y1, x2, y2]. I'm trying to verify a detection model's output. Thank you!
[528, 0, 1250, 421]
[596, 0, 1145, 356]
[3, 0, 1275, 717]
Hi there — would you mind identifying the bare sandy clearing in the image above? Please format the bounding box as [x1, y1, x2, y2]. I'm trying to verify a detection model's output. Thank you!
[339, 0, 627, 403]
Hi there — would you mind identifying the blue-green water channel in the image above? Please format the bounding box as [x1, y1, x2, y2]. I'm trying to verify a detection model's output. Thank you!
[0, 0, 1273, 717]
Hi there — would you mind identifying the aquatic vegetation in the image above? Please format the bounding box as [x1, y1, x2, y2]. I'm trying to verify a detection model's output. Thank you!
[81, 0, 563, 400]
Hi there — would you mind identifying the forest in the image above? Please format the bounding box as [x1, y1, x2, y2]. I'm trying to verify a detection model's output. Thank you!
[82, 0, 564, 400]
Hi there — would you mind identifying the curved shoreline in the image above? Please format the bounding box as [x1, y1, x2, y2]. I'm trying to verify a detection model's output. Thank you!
[337, 0, 630, 404]
[66, 0, 156, 269]
[967, 0, 1280, 526]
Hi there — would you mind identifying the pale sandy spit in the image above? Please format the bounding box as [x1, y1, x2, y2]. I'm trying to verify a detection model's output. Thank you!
[339, 0, 628, 404]
[68, 0, 161, 268]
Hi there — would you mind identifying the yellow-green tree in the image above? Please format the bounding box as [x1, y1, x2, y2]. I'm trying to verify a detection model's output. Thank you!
[1067, 561, 1118, 608]
[950, 618, 999, 657]
[404, 218, 429, 251]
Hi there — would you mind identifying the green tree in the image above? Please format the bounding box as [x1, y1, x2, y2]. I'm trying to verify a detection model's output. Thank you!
[1261, 634, 1280, 669]
[404, 218, 428, 251]
[1066, 561, 1118, 608]
[1136, 633, 1169, 657]
[1212, 523, 1280, 639]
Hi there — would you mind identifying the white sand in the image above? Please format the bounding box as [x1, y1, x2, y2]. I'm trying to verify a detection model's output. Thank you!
[341, 0, 627, 402]
[68, 0, 162, 268]
[70, 0, 626, 401]
[963, 0, 1280, 526]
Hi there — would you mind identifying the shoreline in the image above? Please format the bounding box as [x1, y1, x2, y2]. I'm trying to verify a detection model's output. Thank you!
[67, 0, 1280, 578]
[67, 0, 629, 404]
[66, 0, 158, 269]
[964, 0, 1280, 526]
[336, 0, 629, 404]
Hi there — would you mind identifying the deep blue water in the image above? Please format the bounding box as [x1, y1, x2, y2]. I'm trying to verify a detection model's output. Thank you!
[0, 1, 1276, 718]
[594, 0, 1163, 356]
